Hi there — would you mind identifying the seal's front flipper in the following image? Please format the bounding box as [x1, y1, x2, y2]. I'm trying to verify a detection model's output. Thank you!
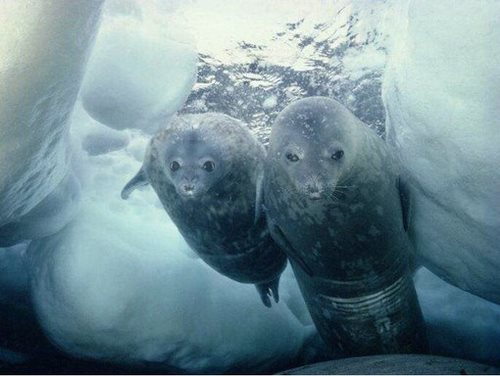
[397, 176, 411, 232]
[121, 168, 149, 199]
[269, 276, 280, 303]
[255, 276, 281, 308]
[255, 283, 272, 308]
[272, 224, 314, 277]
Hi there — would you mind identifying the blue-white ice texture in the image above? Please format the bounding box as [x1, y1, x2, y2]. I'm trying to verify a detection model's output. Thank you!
[0, 0, 499, 372]
[80, 11, 198, 133]
[383, 0, 500, 304]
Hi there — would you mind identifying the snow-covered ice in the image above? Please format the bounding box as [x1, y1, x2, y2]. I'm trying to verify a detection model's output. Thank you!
[383, 0, 500, 304]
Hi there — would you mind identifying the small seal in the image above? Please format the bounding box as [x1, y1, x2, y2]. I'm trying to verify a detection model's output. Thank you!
[264, 97, 427, 354]
[122, 113, 286, 307]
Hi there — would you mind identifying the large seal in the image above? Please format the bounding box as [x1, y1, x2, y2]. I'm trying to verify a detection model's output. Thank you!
[281, 354, 500, 375]
[264, 97, 427, 355]
[122, 113, 287, 307]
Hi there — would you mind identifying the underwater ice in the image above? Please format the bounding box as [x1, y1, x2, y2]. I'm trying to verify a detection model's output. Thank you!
[80, 15, 198, 133]
[1, 0, 500, 372]
[415, 268, 500, 364]
[0, 0, 103, 227]
[0, 172, 81, 247]
[383, 0, 500, 304]
[81, 125, 130, 156]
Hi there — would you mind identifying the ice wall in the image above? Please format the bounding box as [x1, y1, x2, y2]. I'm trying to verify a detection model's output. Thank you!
[80, 13, 198, 132]
[383, 0, 500, 303]
[415, 268, 500, 365]
[0, 0, 104, 226]
[0, 172, 81, 247]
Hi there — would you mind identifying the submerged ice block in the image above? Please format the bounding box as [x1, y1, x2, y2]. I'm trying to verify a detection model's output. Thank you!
[0, 171, 81, 247]
[28, 203, 306, 373]
[0, 0, 104, 226]
[383, 0, 500, 303]
[80, 18, 198, 132]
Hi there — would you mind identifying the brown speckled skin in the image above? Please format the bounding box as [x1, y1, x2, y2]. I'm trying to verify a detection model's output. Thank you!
[264, 97, 427, 355]
[141, 114, 286, 291]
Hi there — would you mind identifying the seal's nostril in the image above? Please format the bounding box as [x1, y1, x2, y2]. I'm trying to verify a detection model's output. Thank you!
[305, 184, 322, 200]
[183, 184, 194, 192]
[306, 185, 319, 194]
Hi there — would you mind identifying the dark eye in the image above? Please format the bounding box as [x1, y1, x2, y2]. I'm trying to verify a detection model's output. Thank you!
[286, 152, 300, 162]
[202, 161, 215, 172]
[331, 150, 344, 160]
[170, 161, 180, 171]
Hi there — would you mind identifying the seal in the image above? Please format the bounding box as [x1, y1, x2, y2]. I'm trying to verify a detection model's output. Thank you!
[264, 97, 427, 355]
[280, 354, 500, 375]
[122, 113, 287, 307]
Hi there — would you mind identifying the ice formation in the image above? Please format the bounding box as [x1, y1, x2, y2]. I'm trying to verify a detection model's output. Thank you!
[0, 172, 81, 247]
[80, 16, 198, 132]
[0, 244, 29, 307]
[383, 0, 500, 303]
[415, 268, 500, 365]
[81, 126, 130, 156]
[1, 0, 499, 372]
[0, 0, 103, 226]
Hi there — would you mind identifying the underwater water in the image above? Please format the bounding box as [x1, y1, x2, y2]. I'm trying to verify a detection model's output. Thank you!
[0, 0, 499, 373]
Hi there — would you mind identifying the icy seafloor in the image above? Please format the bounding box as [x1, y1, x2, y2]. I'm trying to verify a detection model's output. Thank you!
[1, 0, 499, 373]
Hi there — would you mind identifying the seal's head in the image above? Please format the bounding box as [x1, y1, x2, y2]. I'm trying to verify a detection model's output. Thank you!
[121, 113, 250, 201]
[161, 130, 226, 199]
[148, 114, 243, 200]
[270, 97, 357, 201]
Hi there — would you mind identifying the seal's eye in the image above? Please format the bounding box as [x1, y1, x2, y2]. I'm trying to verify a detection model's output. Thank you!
[202, 160, 215, 172]
[170, 161, 180, 172]
[331, 150, 344, 161]
[286, 153, 300, 162]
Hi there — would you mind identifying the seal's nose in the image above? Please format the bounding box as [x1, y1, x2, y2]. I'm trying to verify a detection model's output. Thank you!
[306, 184, 322, 200]
[306, 183, 320, 194]
[181, 175, 198, 194]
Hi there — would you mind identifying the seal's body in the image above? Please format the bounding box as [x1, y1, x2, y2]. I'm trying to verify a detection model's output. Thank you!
[122, 113, 286, 306]
[264, 97, 427, 354]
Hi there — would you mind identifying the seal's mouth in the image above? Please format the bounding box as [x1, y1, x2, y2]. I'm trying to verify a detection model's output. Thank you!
[178, 184, 198, 199]
[308, 192, 322, 201]
[304, 183, 324, 201]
